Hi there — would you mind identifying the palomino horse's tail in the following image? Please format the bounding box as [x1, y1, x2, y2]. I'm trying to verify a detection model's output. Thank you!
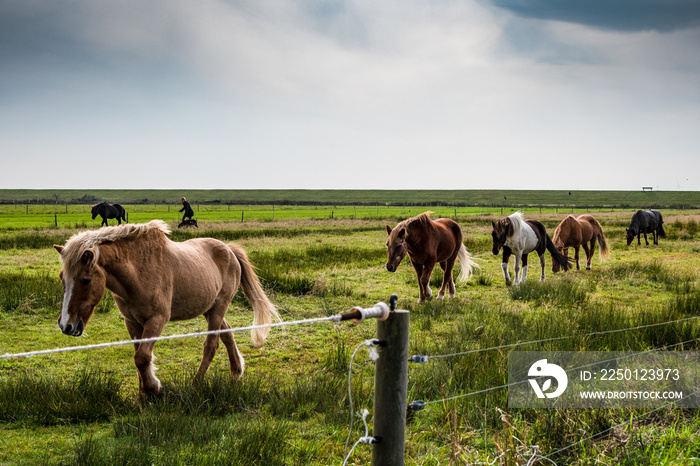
[545, 235, 572, 272]
[590, 217, 610, 259]
[228, 244, 280, 348]
[456, 244, 479, 282]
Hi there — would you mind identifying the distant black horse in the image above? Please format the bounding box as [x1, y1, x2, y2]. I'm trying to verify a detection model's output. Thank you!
[626, 210, 666, 246]
[91, 202, 127, 227]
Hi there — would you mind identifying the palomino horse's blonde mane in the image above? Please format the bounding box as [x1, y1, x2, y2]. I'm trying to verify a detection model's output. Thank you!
[60, 220, 170, 274]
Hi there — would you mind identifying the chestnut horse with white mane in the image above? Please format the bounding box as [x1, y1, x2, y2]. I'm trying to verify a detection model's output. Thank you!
[552, 214, 610, 272]
[54, 220, 279, 397]
[386, 212, 478, 303]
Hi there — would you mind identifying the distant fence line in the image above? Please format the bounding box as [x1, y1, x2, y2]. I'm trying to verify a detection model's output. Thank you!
[3, 200, 700, 210]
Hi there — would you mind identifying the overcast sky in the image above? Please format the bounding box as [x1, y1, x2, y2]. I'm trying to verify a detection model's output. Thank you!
[1, 0, 699, 191]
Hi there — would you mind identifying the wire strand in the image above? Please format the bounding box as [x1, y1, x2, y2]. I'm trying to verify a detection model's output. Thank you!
[0, 315, 342, 360]
[425, 315, 700, 361]
[422, 337, 699, 406]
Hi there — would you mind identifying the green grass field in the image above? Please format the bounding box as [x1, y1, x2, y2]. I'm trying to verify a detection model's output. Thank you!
[1, 194, 700, 465]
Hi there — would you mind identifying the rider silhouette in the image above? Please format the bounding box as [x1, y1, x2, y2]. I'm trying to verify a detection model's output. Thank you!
[179, 197, 194, 223]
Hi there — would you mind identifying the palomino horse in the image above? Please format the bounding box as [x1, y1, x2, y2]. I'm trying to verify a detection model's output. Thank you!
[386, 212, 478, 303]
[91, 201, 127, 227]
[54, 220, 279, 397]
[552, 214, 610, 272]
[626, 210, 666, 246]
[491, 211, 570, 286]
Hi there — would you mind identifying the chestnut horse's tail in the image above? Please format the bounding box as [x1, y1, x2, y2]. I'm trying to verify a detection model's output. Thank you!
[456, 244, 479, 282]
[228, 243, 280, 348]
[589, 217, 610, 259]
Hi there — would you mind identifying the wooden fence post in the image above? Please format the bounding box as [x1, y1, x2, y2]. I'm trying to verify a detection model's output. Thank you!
[372, 309, 409, 465]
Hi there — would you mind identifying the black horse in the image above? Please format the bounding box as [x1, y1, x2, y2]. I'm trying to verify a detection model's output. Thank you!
[91, 202, 127, 227]
[626, 210, 666, 246]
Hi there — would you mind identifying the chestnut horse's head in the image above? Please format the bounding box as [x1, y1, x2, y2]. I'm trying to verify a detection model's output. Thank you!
[53, 244, 106, 336]
[385, 224, 408, 273]
[491, 219, 512, 256]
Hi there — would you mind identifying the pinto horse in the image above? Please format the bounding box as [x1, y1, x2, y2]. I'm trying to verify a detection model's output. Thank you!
[491, 211, 570, 286]
[626, 210, 666, 246]
[386, 212, 478, 303]
[91, 201, 127, 227]
[53, 220, 279, 397]
[552, 214, 610, 272]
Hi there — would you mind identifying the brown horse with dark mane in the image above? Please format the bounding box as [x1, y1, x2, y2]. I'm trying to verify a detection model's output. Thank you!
[386, 212, 478, 303]
[552, 214, 610, 272]
[54, 220, 279, 397]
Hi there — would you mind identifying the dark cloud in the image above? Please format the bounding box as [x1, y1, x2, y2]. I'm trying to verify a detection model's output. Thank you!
[490, 0, 700, 32]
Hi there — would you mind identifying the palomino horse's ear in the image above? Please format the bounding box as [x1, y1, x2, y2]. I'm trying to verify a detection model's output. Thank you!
[386, 225, 392, 235]
[397, 228, 406, 239]
[53, 245, 64, 254]
[81, 250, 95, 264]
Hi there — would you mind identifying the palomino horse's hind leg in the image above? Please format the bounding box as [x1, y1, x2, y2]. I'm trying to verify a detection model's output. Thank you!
[219, 319, 244, 378]
[196, 311, 226, 380]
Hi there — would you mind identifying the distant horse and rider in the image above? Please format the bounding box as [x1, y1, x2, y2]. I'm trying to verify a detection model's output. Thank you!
[91, 202, 126, 227]
[54, 220, 279, 397]
[385, 212, 478, 303]
[491, 211, 571, 286]
[552, 214, 610, 272]
[626, 210, 666, 246]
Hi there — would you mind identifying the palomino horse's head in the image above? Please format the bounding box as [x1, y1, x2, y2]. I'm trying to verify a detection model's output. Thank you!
[491, 219, 512, 256]
[53, 245, 107, 336]
[385, 225, 408, 273]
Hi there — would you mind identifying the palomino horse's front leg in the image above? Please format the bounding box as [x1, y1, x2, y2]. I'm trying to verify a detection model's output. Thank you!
[126, 315, 168, 397]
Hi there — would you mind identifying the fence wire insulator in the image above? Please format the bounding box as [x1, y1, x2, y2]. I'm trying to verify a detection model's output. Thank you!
[409, 355, 429, 363]
[359, 436, 379, 445]
[408, 400, 427, 411]
[339, 302, 391, 323]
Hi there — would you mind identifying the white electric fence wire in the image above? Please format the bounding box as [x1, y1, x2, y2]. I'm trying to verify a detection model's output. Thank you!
[542, 388, 700, 461]
[425, 315, 700, 361]
[0, 315, 342, 360]
[422, 337, 699, 406]
[343, 339, 379, 461]
[342, 409, 372, 466]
